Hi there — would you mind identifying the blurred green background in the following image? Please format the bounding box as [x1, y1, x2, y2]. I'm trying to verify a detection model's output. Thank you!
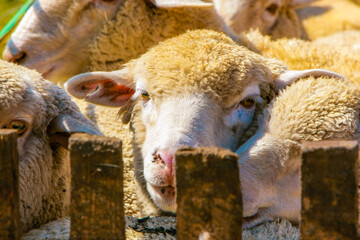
[0, 0, 28, 57]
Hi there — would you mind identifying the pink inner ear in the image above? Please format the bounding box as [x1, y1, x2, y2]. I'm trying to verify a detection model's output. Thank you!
[80, 79, 135, 106]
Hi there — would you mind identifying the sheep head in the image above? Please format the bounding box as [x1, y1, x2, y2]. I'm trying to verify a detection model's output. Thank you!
[0, 60, 101, 233]
[213, 0, 316, 39]
[65, 30, 343, 216]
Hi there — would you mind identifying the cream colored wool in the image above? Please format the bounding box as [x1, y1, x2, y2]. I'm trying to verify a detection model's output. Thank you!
[0, 60, 101, 234]
[313, 30, 360, 52]
[87, 0, 251, 73]
[297, 0, 360, 40]
[243, 29, 360, 85]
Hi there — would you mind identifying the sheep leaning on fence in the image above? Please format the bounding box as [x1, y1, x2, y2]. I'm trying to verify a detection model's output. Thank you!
[237, 75, 360, 228]
[0, 60, 101, 234]
[64, 29, 347, 227]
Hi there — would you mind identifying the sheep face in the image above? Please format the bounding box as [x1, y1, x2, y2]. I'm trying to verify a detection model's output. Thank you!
[2, 0, 122, 83]
[0, 60, 101, 233]
[65, 30, 279, 213]
[65, 30, 345, 218]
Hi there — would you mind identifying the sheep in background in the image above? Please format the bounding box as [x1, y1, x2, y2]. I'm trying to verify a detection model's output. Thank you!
[0, 60, 101, 234]
[65, 30, 346, 227]
[3, 0, 242, 85]
[213, 0, 315, 39]
[297, 0, 360, 39]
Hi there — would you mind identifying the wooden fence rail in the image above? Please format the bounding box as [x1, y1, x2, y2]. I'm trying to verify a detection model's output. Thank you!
[0, 133, 359, 239]
[301, 140, 359, 240]
[176, 147, 242, 240]
[69, 133, 125, 240]
[0, 129, 20, 240]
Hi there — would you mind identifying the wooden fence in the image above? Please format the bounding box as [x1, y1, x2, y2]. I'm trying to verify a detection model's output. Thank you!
[0, 129, 358, 239]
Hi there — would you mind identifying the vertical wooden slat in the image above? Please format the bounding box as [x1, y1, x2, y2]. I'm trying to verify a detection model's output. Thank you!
[0, 129, 20, 240]
[69, 133, 125, 240]
[301, 140, 359, 240]
[176, 147, 242, 240]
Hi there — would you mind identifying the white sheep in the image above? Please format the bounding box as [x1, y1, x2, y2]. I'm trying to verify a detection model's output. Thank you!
[0, 60, 101, 234]
[64, 30, 348, 229]
[213, 0, 315, 39]
[3, 0, 317, 85]
[2, 0, 249, 217]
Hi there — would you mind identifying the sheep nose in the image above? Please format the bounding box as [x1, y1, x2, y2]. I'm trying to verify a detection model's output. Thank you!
[3, 45, 26, 63]
[152, 149, 175, 171]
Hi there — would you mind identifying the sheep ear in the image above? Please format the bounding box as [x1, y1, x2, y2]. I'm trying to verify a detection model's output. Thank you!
[274, 69, 346, 93]
[47, 112, 102, 149]
[290, 0, 316, 9]
[149, 0, 213, 8]
[64, 68, 135, 107]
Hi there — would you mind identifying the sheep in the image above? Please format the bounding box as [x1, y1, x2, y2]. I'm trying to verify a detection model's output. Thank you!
[237, 75, 360, 228]
[0, 59, 101, 234]
[212, 0, 315, 39]
[64, 29, 347, 227]
[3, 0, 318, 85]
[3, 0, 244, 85]
[296, 0, 360, 40]
[1, 0, 254, 217]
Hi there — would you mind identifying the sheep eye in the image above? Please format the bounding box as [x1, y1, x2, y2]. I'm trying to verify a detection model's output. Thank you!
[141, 90, 150, 102]
[266, 4, 279, 15]
[240, 97, 255, 109]
[7, 120, 28, 136]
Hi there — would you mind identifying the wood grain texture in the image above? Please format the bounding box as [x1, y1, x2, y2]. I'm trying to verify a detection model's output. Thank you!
[0, 129, 20, 240]
[69, 133, 125, 240]
[301, 140, 359, 240]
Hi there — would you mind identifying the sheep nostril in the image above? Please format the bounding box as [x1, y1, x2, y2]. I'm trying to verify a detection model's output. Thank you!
[3, 46, 27, 63]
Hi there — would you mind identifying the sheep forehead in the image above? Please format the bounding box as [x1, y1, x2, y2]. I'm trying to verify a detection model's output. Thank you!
[134, 30, 271, 99]
[0, 61, 55, 117]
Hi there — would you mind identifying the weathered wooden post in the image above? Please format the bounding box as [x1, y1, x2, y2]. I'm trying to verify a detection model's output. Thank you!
[301, 140, 359, 240]
[176, 147, 242, 240]
[0, 130, 20, 240]
[69, 133, 125, 240]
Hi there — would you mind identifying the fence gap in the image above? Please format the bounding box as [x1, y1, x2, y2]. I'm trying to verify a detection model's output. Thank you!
[301, 140, 359, 240]
[176, 147, 242, 240]
[69, 133, 125, 240]
[0, 129, 20, 240]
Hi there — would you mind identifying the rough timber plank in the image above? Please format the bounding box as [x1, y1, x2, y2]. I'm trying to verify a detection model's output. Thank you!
[69, 133, 125, 240]
[0, 129, 20, 240]
[301, 140, 359, 240]
[176, 147, 242, 240]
